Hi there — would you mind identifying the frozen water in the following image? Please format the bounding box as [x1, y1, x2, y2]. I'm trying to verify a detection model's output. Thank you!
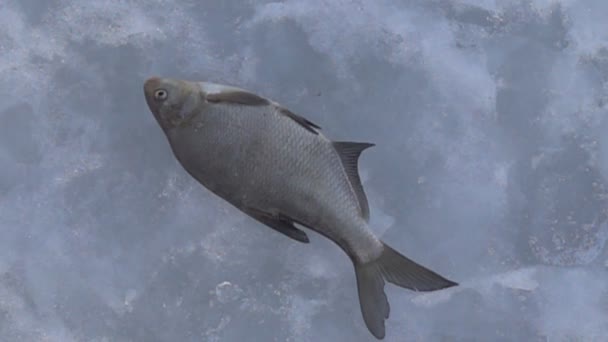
[1, 0, 607, 341]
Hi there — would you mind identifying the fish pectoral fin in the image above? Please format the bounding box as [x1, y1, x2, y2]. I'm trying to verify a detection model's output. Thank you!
[245, 209, 310, 244]
[205, 89, 270, 106]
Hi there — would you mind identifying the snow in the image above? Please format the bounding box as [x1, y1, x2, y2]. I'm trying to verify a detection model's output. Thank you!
[1, 0, 607, 340]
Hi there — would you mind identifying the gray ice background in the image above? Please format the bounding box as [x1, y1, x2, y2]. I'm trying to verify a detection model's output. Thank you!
[1, 0, 607, 341]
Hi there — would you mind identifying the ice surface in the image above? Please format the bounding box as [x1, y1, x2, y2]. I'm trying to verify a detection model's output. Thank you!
[1, 0, 607, 341]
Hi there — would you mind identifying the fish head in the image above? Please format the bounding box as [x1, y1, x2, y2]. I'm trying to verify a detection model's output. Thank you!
[143, 76, 203, 131]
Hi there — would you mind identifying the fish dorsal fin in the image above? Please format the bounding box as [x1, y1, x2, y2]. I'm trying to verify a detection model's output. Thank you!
[277, 107, 321, 135]
[332, 141, 375, 221]
[244, 207, 310, 243]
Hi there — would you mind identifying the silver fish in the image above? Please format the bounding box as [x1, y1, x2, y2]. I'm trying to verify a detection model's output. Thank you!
[143, 76, 458, 339]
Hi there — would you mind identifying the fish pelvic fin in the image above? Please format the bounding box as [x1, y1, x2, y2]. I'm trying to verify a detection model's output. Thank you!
[277, 107, 321, 135]
[354, 242, 458, 340]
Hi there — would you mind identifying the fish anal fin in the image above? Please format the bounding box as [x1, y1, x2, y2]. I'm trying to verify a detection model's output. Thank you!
[332, 141, 375, 221]
[245, 208, 310, 244]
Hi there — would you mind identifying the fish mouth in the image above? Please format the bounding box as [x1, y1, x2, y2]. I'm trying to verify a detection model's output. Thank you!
[143, 76, 164, 126]
[144, 76, 162, 95]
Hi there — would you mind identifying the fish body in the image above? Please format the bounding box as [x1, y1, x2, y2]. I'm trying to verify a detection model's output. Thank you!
[143, 77, 458, 339]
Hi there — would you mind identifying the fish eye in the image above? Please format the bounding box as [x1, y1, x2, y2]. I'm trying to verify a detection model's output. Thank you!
[154, 89, 168, 101]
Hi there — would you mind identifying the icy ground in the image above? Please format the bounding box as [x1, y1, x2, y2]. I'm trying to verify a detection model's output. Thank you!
[1, 0, 607, 341]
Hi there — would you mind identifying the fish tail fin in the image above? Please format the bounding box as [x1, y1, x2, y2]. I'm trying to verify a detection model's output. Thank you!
[354, 259, 389, 339]
[376, 242, 458, 291]
[354, 242, 457, 339]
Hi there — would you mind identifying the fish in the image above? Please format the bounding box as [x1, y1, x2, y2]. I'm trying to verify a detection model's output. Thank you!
[143, 76, 458, 339]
